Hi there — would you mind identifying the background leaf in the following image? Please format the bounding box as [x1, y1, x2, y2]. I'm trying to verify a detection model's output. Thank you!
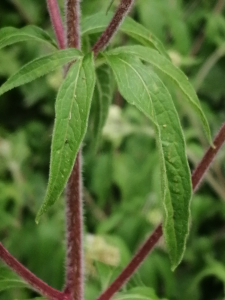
[104, 53, 192, 268]
[36, 53, 96, 221]
[90, 64, 114, 151]
[113, 286, 168, 300]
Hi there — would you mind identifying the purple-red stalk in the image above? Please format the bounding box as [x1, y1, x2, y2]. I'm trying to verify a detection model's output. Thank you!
[92, 0, 134, 56]
[192, 123, 225, 192]
[64, 1, 83, 299]
[65, 0, 81, 49]
[0, 243, 69, 300]
[46, 0, 65, 49]
[96, 122, 225, 300]
[96, 225, 162, 300]
[64, 151, 84, 300]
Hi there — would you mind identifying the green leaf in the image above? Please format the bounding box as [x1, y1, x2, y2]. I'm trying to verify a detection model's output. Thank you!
[0, 279, 28, 292]
[104, 53, 192, 269]
[36, 53, 96, 221]
[114, 287, 168, 300]
[91, 64, 114, 151]
[107, 45, 212, 145]
[0, 25, 57, 50]
[0, 48, 81, 97]
[81, 12, 168, 57]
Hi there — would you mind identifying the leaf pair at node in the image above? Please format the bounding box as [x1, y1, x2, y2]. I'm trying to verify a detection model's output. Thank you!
[0, 13, 212, 270]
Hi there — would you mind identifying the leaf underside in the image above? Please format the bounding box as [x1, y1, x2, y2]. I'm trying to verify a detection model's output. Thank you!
[36, 53, 96, 222]
[106, 45, 212, 145]
[104, 53, 192, 269]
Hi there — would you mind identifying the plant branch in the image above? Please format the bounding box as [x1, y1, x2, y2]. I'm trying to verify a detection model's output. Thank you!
[192, 123, 225, 192]
[96, 122, 225, 300]
[64, 151, 84, 300]
[92, 0, 134, 56]
[63, 1, 83, 299]
[96, 225, 163, 300]
[0, 243, 68, 300]
[65, 0, 81, 49]
[46, 0, 65, 49]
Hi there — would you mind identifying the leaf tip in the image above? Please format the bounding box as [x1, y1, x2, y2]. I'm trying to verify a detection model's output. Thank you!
[35, 205, 46, 224]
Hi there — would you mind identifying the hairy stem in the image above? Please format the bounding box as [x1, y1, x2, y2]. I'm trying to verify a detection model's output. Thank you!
[92, 0, 134, 56]
[0, 243, 68, 300]
[65, 0, 81, 49]
[63, 1, 83, 299]
[96, 122, 225, 300]
[46, 0, 65, 49]
[192, 123, 225, 192]
[64, 151, 84, 300]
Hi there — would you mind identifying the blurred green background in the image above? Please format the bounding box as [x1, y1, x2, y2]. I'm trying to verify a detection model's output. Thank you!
[0, 0, 225, 299]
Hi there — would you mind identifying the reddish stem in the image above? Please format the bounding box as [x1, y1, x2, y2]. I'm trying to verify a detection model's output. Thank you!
[46, 0, 65, 49]
[63, 1, 83, 299]
[96, 122, 225, 300]
[64, 151, 84, 300]
[65, 0, 81, 49]
[192, 123, 225, 192]
[96, 225, 162, 300]
[92, 0, 134, 56]
[0, 243, 68, 300]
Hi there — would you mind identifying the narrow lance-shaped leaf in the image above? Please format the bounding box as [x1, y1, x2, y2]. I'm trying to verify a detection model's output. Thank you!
[81, 12, 168, 57]
[0, 48, 82, 97]
[107, 45, 212, 144]
[91, 65, 114, 151]
[0, 25, 57, 50]
[36, 53, 96, 222]
[104, 53, 192, 269]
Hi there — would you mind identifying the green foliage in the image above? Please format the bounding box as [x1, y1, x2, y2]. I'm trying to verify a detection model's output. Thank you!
[114, 287, 168, 300]
[90, 65, 114, 151]
[104, 52, 192, 268]
[107, 46, 212, 145]
[36, 53, 96, 221]
[0, 0, 225, 300]
[0, 49, 81, 96]
[0, 26, 57, 50]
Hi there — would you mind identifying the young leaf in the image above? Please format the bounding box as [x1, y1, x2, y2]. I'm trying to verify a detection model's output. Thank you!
[107, 45, 212, 144]
[0, 25, 57, 50]
[36, 53, 96, 222]
[81, 12, 168, 57]
[91, 65, 114, 151]
[0, 48, 82, 97]
[104, 53, 192, 269]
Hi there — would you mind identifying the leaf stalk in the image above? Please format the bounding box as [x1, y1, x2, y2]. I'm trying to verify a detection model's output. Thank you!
[0, 243, 68, 300]
[92, 0, 134, 55]
[64, 1, 83, 299]
[46, 0, 65, 49]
